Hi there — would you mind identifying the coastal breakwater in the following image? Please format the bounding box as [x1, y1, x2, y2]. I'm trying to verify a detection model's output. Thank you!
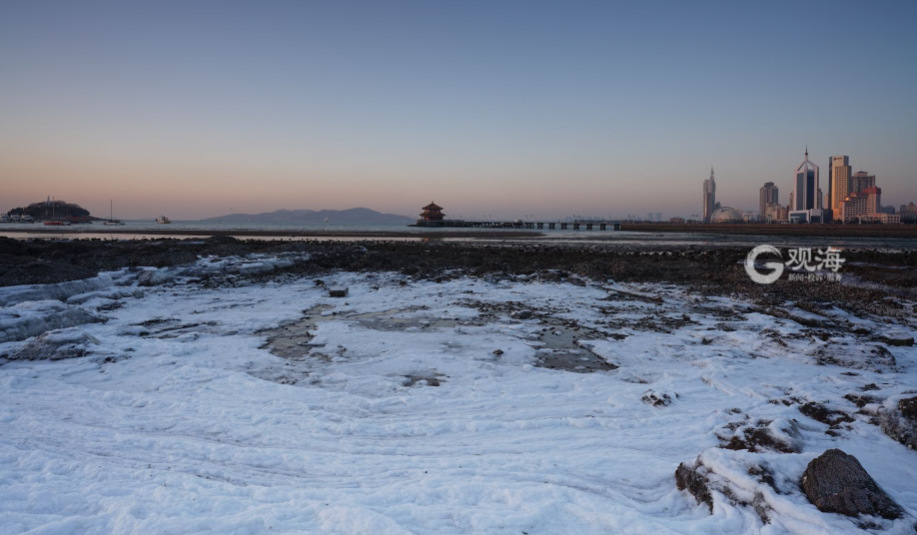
[620, 222, 917, 238]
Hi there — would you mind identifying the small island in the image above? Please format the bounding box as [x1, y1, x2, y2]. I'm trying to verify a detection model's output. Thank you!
[5, 199, 92, 224]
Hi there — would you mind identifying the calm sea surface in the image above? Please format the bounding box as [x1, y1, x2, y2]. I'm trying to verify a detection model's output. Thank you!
[2, 219, 917, 251]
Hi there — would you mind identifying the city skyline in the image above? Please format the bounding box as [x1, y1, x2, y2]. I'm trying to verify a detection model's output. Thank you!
[2, 1, 916, 220]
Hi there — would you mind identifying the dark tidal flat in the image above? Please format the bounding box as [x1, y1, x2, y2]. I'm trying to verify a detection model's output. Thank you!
[1, 235, 915, 320]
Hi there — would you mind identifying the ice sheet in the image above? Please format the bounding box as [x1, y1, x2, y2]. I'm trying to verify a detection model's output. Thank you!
[1, 256, 915, 534]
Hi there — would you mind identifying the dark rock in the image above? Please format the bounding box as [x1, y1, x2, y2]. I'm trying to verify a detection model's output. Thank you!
[878, 396, 917, 450]
[747, 464, 777, 491]
[799, 402, 854, 427]
[403, 375, 443, 387]
[800, 449, 903, 520]
[813, 344, 898, 372]
[10, 331, 100, 361]
[328, 288, 348, 298]
[879, 333, 915, 347]
[137, 269, 174, 287]
[720, 418, 802, 453]
[675, 458, 713, 513]
[676, 456, 775, 523]
[567, 276, 587, 287]
[510, 309, 533, 320]
[900, 397, 917, 420]
[0, 261, 98, 286]
[128, 247, 198, 268]
[844, 393, 881, 409]
[642, 390, 674, 407]
[868, 345, 898, 369]
[0, 236, 30, 256]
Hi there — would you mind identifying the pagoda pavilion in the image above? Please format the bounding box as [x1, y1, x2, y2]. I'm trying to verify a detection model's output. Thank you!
[419, 202, 445, 223]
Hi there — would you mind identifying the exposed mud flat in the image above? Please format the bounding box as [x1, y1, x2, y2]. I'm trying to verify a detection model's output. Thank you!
[3, 235, 916, 308]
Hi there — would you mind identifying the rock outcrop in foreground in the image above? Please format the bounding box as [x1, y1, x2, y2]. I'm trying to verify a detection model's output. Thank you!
[677, 448, 910, 528]
[800, 449, 903, 520]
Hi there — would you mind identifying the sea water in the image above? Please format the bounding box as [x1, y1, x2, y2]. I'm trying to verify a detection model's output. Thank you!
[2, 219, 917, 251]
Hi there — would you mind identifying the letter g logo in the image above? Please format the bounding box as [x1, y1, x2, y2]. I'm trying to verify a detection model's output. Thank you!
[745, 245, 784, 284]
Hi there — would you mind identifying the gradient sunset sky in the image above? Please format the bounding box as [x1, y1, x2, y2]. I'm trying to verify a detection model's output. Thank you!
[2, 0, 916, 220]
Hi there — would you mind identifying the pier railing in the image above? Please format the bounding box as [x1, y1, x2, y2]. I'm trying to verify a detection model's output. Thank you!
[412, 220, 620, 231]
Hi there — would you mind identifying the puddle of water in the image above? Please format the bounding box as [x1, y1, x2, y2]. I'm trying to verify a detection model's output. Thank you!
[256, 297, 622, 386]
[257, 305, 331, 360]
[530, 322, 619, 373]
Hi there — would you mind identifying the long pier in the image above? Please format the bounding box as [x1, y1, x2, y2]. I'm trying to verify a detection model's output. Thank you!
[412, 220, 621, 231]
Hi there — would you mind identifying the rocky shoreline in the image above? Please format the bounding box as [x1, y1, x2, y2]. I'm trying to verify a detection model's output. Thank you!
[2, 235, 915, 314]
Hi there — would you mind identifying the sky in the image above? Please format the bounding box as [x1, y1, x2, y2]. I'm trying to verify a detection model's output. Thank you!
[2, 0, 916, 220]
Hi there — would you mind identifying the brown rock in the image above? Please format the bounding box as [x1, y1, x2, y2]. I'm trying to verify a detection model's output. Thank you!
[675, 458, 713, 513]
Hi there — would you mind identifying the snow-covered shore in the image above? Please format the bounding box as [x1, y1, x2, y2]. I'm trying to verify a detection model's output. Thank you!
[1, 253, 915, 534]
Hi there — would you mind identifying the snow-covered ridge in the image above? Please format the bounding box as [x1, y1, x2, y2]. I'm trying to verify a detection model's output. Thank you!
[0, 254, 915, 534]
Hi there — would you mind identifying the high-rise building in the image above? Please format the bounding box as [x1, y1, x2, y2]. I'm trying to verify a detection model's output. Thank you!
[765, 203, 788, 223]
[900, 202, 917, 223]
[702, 167, 716, 222]
[841, 192, 867, 221]
[790, 147, 823, 223]
[759, 182, 778, 221]
[852, 171, 876, 193]
[841, 187, 882, 222]
[828, 156, 851, 216]
[864, 186, 882, 214]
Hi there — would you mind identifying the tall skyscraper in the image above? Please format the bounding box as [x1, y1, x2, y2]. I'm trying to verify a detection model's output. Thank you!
[759, 182, 778, 221]
[828, 155, 851, 215]
[865, 186, 882, 214]
[852, 171, 876, 193]
[790, 147, 822, 223]
[702, 167, 716, 222]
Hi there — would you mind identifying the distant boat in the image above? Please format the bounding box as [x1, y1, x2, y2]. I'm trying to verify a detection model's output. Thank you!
[0, 214, 10, 223]
[43, 220, 67, 226]
[104, 200, 124, 226]
[156, 215, 171, 224]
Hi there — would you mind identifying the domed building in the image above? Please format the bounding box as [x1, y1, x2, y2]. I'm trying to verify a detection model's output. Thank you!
[709, 206, 744, 223]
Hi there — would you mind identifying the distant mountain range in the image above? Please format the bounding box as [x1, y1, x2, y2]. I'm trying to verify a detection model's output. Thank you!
[200, 207, 414, 225]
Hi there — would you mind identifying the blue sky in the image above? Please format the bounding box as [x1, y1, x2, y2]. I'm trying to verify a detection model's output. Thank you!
[2, 0, 915, 219]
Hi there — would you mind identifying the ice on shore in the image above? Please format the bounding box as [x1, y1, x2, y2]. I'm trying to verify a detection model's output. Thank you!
[0, 256, 915, 534]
